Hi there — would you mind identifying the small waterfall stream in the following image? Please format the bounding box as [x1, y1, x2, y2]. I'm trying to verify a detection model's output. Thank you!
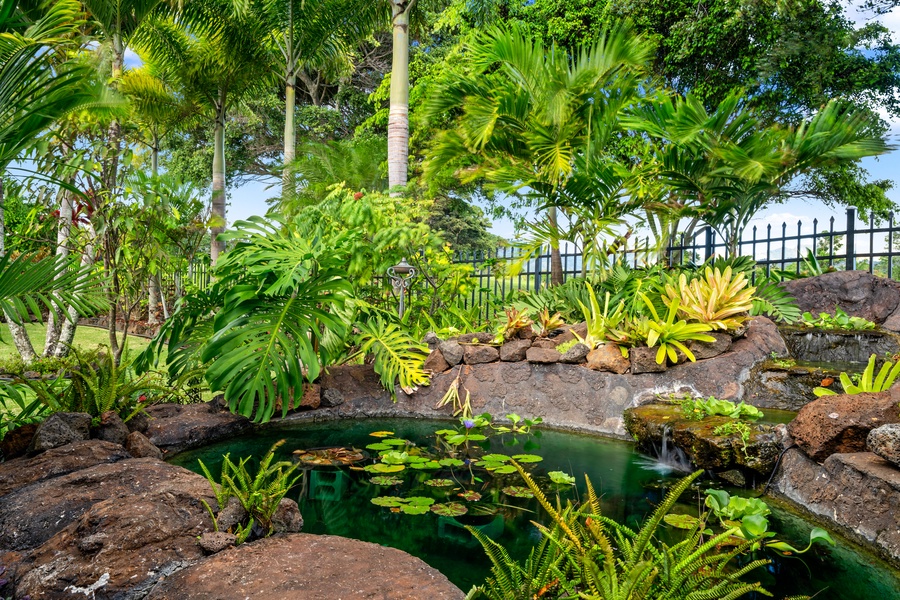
[638, 425, 694, 475]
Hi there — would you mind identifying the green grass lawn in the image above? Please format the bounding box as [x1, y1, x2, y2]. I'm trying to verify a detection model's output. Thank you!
[0, 323, 151, 361]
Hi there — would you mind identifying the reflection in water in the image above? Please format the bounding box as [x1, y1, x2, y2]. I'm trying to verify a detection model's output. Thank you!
[172, 418, 900, 598]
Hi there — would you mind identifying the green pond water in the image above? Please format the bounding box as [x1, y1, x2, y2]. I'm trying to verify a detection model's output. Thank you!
[170, 418, 900, 598]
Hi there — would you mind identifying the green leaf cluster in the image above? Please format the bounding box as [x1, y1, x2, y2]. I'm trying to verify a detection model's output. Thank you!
[801, 307, 876, 331]
[813, 353, 900, 397]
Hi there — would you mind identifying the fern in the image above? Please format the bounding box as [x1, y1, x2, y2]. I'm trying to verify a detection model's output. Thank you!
[354, 316, 430, 398]
[751, 282, 801, 324]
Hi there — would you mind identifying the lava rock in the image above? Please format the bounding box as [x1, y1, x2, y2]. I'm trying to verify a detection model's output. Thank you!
[422, 331, 441, 351]
[526, 347, 559, 364]
[320, 387, 344, 408]
[790, 387, 900, 462]
[458, 332, 495, 344]
[559, 343, 590, 364]
[126, 411, 151, 434]
[299, 383, 321, 409]
[463, 345, 499, 365]
[867, 424, 900, 468]
[500, 339, 531, 362]
[630, 346, 667, 374]
[199, 531, 237, 554]
[145, 402, 252, 455]
[586, 345, 629, 374]
[144, 534, 465, 600]
[438, 340, 464, 366]
[423, 349, 451, 373]
[215, 497, 249, 533]
[515, 327, 537, 341]
[124, 431, 163, 460]
[271, 498, 303, 534]
[27, 412, 92, 453]
[783, 271, 900, 331]
[0, 440, 129, 498]
[531, 338, 557, 349]
[94, 410, 129, 445]
[688, 332, 732, 360]
[717, 469, 747, 487]
[0, 423, 37, 460]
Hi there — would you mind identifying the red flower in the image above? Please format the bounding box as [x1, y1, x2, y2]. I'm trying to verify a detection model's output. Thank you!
[138, 395, 147, 403]
[353, 192, 364, 200]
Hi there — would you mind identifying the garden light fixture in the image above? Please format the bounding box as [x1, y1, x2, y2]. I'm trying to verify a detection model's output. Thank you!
[388, 258, 416, 318]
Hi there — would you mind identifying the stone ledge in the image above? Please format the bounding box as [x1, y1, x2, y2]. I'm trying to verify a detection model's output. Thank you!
[770, 448, 900, 566]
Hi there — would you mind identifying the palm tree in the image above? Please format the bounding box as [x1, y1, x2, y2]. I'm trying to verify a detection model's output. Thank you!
[624, 93, 893, 257]
[251, 0, 383, 201]
[426, 24, 654, 284]
[0, 0, 107, 361]
[387, 0, 415, 192]
[134, 1, 274, 263]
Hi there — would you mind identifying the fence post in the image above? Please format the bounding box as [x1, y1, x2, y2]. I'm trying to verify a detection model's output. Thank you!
[704, 227, 714, 262]
[534, 248, 542, 291]
[846, 208, 856, 271]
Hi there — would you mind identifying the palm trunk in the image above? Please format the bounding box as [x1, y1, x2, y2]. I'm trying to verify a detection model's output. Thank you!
[0, 177, 37, 362]
[387, 0, 414, 193]
[210, 98, 227, 264]
[548, 206, 563, 286]
[282, 73, 296, 202]
[44, 184, 73, 356]
[56, 226, 96, 358]
[147, 131, 160, 325]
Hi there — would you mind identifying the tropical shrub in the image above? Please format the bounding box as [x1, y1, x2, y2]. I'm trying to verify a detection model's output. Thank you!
[664, 266, 754, 331]
[813, 353, 900, 396]
[465, 468, 803, 600]
[639, 294, 716, 364]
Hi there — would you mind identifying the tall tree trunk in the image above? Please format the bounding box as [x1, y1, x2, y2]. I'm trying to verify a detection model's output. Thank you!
[282, 72, 296, 202]
[44, 184, 73, 356]
[387, 0, 414, 193]
[210, 98, 227, 264]
[0, 177, 37, 362]
[147, 130, 160, 325]
[548, 205, 564, 286]
[56, 225, 96, 358]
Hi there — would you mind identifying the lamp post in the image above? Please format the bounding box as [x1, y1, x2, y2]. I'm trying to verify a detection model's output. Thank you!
[387, 258, 416, 318]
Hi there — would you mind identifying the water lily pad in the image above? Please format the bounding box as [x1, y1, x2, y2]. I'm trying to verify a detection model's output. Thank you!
[406, 496, 435, 506]
[480, 454, 511, 463]
[425, 478, 455, 487]
[405, 455, 428, 463]
[434, 429, 458, 436]
[664, 514, 701, 530]
[369, 431, 395, 438]
[381, 438, 411, 446]
[365, 463, 406, 473]
[458, 490, 482, 501]
[439, 458, 465, 467]
[371, 496, 405, 507]
[548, 471, 576, 485]
[491, 465, 517, 474]
[410, 460, 441, 470]
[369, 476, 403, 486]
[511, 454, 543, 463]
[502, 486, 534, 498]
[366, 443, 392, 451]
[401, 505, 431, 515]
[431, 502, 468, 517]
[381, 451, 410, 465]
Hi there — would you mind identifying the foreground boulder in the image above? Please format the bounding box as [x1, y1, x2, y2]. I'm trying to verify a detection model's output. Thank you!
[0, 440, 129, 498]
[770, 449, 900, 565]
[868, 424, 900, 468]
[789, 388, 900, 462]
[145, 534, 464, 600]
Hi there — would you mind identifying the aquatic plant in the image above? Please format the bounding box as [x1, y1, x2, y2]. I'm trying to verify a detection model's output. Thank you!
[800, 306, 876, 331]
[813, 353, 900, 396]
[680, 396, 764, 421]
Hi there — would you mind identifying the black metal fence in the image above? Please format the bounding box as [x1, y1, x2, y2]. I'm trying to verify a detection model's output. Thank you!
[165, 207, 900, 319]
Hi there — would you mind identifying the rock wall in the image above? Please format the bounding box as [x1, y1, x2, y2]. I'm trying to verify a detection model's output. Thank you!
[286, 317, 786, 438]
[770, 449, 900, 567]
[782, 270, 900, 331]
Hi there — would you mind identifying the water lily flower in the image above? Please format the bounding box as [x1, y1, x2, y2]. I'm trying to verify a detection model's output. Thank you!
[463, 419, 475, 429]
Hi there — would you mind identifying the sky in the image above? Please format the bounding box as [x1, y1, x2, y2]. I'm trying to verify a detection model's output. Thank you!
[220, 2, 900, 254]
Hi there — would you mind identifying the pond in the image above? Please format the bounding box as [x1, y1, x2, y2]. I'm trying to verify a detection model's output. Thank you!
[170, 418, 900, 598]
